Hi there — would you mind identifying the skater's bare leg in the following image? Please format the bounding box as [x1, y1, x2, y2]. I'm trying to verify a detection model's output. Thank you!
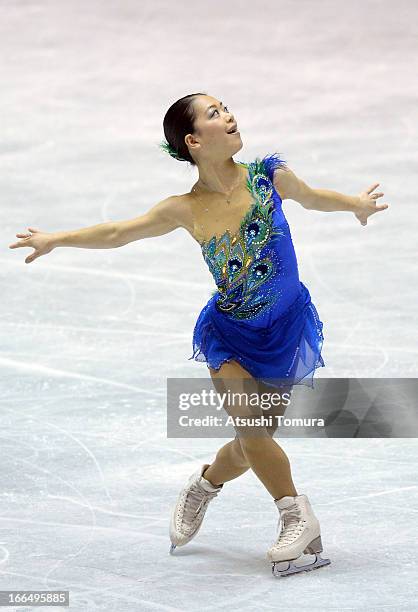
[204, 361, 298, 499]
[202, 414, 283, 485]
[237, 432, 298, 499]
[201, 437, 250, 485]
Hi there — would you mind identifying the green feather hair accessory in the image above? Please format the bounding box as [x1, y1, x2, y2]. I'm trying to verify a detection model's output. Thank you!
[159, 139, 186, 162]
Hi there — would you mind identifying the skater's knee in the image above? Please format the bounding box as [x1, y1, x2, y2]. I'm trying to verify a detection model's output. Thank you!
[260, 384, 293, 438]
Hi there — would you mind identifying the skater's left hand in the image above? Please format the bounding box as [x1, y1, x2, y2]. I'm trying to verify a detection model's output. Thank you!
[354, 183, 389, 226]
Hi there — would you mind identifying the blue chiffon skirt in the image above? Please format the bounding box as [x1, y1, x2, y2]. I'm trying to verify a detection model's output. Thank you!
[188, 281, 325, 389]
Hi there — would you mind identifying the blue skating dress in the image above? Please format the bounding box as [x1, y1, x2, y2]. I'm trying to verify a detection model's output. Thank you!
[188, 152, 325, 389]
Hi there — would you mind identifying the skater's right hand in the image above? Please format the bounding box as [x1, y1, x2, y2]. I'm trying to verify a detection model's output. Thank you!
[9, 227, 55, 264]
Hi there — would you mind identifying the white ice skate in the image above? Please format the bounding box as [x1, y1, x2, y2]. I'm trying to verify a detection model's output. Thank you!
[169, 463, 223, 554]
[267, 494, 331, 577]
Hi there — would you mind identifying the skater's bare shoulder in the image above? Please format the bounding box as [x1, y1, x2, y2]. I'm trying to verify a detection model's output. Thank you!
[114, 194, 197, 246]
[175, 191, 206, 245]
[152, 192, 201, 244]
[144, 190, 204, 246]
[170, 192, 199, 242]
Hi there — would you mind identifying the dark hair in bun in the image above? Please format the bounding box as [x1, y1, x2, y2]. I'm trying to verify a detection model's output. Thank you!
[160, 92, 206, 165]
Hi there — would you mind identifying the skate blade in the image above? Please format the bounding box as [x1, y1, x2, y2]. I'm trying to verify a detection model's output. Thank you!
[272, 553, 331, 577]
[169, 543, 177, 555]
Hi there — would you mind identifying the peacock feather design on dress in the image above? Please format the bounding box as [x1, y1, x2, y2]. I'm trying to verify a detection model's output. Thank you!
[201, 153, 287, 320]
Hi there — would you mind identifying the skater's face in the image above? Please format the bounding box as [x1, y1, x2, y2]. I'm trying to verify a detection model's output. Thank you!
[185, 95, 243, 164]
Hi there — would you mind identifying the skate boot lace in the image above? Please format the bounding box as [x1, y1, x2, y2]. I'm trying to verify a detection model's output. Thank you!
[181, 483, 219, 531]
[275, 502, 307, 547]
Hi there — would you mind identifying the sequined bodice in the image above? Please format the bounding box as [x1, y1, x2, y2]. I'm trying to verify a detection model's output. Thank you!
[199, 154, 301, 324]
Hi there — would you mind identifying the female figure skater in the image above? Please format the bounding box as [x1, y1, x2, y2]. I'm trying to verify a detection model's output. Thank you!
[9, 93, 388, 577]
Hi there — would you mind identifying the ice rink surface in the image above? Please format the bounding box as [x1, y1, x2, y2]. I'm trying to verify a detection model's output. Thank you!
[1, 0, 417, 610]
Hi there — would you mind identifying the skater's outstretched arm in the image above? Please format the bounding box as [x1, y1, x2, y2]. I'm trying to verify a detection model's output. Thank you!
[273, 166, 389, 226]
[8, 195, 184, 264]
